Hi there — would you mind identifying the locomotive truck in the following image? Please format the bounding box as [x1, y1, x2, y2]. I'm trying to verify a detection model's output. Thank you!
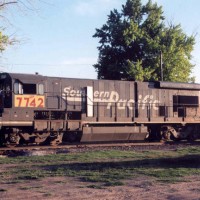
[0, 72, 200, 146]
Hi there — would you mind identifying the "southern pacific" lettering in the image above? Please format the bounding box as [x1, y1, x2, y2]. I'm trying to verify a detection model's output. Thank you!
[62, 87, 160, 110]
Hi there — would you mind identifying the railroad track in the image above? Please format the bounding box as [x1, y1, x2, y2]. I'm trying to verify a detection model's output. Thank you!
[0, 141, 163, 151]
[0, 141, 199, 157]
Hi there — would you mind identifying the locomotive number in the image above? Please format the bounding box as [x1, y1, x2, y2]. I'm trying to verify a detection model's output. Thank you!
[14, 95, 45, 108]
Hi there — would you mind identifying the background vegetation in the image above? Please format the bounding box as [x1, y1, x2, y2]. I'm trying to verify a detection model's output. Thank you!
[94, 0, 195, 82]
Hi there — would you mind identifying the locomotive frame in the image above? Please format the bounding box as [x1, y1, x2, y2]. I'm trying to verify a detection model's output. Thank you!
[0, 72, 200, 146]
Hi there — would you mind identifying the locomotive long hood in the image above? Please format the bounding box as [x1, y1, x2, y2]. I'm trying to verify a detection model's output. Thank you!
[158, 81, 200, 90]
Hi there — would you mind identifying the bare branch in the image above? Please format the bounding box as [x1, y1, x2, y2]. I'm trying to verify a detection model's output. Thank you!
[0, 0, 46, 55]
[0, 1, 18, 8]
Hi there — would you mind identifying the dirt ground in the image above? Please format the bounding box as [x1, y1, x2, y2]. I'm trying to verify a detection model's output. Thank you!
[1, 175, 200, 200]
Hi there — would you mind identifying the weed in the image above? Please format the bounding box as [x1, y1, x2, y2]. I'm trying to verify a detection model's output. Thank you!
[18, 186, 41, 190]
[42, 193, 52, 197]
[104, 181, 124, 186]
[87, 184, 104, 189]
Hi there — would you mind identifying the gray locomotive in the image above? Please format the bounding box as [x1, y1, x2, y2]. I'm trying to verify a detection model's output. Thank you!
[0, 72, 200, 146]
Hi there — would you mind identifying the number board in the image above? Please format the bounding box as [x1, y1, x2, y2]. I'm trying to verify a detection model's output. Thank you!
[14, 95, 45, 108]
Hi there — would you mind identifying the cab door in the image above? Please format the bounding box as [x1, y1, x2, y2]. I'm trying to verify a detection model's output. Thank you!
[0, 76, 12, 108]
[47, 79, 61, 109]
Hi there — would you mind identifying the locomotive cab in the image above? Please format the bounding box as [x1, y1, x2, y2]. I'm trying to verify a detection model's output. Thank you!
[0, 72, 47, 146]
[0, 73, 12, 110]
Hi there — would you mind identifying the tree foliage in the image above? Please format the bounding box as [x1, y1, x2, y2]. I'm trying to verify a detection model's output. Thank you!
[93, 0, 195, 82]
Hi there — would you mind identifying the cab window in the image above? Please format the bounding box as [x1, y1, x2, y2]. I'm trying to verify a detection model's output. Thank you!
[14, 82, 23, 94]
[23, 84, 36, 94]
[37, 84, 44, 95]
[14, 81, 43, 95]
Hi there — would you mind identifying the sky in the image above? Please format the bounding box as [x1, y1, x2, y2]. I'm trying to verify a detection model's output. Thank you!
[1, 0, 200, 82]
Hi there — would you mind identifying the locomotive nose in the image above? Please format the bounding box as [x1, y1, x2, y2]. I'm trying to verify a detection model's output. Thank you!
[0, 93, 4, 114]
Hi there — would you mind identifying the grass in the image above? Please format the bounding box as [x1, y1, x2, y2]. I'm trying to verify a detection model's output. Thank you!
[0, 146, 200, 187]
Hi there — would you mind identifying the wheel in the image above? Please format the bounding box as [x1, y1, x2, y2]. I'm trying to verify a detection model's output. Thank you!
[49, 132, 63, 146]
[162, 131, 171, 141]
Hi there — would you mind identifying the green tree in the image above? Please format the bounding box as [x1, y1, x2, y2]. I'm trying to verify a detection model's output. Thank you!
[0, 31, 10, 52]
[93, 0, 195, 82]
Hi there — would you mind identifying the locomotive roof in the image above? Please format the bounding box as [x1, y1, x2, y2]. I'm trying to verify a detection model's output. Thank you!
[159, 81, 200, 90]
[1, 72, 200, 90]
[2, 72, 46, 83]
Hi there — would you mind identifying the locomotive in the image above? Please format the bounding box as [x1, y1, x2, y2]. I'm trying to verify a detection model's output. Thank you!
[0, 72, 200, 146]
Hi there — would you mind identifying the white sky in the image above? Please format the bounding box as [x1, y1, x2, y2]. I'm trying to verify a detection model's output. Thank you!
[1, 0, 200, 82]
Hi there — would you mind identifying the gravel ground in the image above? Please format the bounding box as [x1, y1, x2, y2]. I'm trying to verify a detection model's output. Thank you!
[1, 176, 200, 200]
